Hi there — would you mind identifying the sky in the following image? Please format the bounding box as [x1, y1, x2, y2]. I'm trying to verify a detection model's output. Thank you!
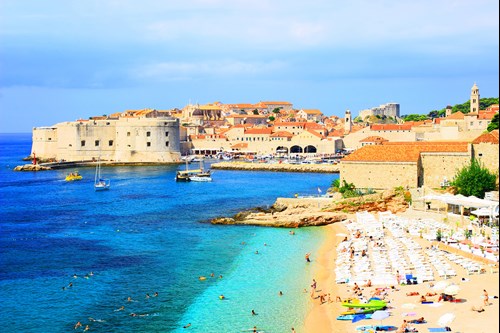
[0, 0, 498, 133]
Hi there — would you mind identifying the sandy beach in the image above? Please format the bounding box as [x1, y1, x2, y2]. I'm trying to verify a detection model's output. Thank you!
[304, 211, 499, 333]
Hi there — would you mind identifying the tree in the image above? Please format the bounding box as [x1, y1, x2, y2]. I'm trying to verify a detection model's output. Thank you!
[451, 159, 497, 198]
[268, 116, 275, 122]
[487, 113, 499, 132]
[252, 109, 259, 115]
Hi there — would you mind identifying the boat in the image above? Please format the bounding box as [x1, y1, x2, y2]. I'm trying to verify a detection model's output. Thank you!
[176, 160, 212, 182]
[94, 159, 110, 191]
[65, 171, 82, 181]
[336, 313, 373, 321]
[340, 307, 382, 315]
[342, 298, 387, 309]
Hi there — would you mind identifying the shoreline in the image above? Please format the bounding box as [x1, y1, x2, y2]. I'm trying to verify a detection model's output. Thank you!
[211, 161, 340, 173]
[303, 209, 499, 333]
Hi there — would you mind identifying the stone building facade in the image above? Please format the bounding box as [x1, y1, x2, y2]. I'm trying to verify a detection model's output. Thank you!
[32, 114, 181, 163]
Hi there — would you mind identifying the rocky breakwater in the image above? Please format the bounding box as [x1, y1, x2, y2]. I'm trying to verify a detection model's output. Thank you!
[211, 161, 339, 173]
[13, 164, 51, 171]
[211, 197, 347, 228]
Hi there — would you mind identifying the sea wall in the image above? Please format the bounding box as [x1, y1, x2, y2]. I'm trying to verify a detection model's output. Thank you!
[211, 161, 339, 173]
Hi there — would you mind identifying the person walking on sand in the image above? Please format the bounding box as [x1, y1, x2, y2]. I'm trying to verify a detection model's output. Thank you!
[483, 289, 489, 306]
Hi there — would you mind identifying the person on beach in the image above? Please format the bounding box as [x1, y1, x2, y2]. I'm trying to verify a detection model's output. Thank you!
[305, 253, 311, 262]
[291, 328, 296, 333]
[251, 309, 257, 315]
[311, 279, 317, 290]
[363, 279, 372, 287]
[420, 295, 427, 303]
[483, 289, 489, 306]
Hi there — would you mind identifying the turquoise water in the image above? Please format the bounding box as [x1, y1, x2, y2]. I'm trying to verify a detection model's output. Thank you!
[0, 133, 335, 333]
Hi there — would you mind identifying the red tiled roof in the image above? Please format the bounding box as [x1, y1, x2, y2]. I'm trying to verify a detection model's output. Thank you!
[343, 142, 469, 162]
[245, 128, 273, 135]
[270, 131, 294, 137]
[304, 122, 324, 130]
[445, 111, 465, 120]
[472, 130, 499, 144]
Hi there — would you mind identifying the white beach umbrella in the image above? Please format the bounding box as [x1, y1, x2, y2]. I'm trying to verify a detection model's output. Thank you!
[371, 310, 390, 326]
[443, 285, 460, 296]
[438, 313, 455, 327]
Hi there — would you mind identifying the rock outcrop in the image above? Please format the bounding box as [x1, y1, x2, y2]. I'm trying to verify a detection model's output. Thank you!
[13, 164, 51, 171]
[323, 189, 409, 214]
[211, 197, 347, 228]
[211, 189, 410, 228]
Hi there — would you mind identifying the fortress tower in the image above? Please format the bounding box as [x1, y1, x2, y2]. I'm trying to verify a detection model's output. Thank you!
[470, 83, 480, 113]
[344, 109, 352, 134]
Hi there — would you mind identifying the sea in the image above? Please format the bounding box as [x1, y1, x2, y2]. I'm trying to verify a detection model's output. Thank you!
[0, 133, 338, 333]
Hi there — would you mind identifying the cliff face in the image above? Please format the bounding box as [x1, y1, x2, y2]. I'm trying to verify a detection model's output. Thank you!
[323, 189, 409, 214]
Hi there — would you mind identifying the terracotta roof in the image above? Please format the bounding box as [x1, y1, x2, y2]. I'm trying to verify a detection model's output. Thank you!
[371, 124, 412, 131]
[472, 130, 499, 144]
[305, 129, 323, 139]
[300, 109, 323, 114]
[343, 143, 469, 163]
[245, 128, 273, 135]
[328, 129, 344, 137]
[359, 136, 388, 143]
[270, 131, 294, 137]
[231, 143, 248, 149]
[260, 101, 292, 105]
[304, 122, 324, 130]
[445, 111, 465, 120]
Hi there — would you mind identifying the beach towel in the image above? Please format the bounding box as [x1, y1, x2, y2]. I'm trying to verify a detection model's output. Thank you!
[427, 328, 448, 332]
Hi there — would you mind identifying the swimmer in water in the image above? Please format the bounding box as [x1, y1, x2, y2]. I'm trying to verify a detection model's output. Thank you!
[74, 321, 82, 329]
[183, 323, 192, 328]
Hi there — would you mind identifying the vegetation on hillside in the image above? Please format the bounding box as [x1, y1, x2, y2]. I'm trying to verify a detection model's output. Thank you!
[451, 159, 497, 198]
[487, 113, 499, 132]
[401, 97, 498, 121]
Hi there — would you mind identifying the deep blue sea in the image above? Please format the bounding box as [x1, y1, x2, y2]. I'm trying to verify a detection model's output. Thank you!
[0, 133, 338, 333]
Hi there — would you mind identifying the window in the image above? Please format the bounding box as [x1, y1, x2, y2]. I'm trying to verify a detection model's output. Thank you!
[147, 142, 151, 147]
[146, 131, 151, 137]
[165, 141, 169, 147]
[478, 153, 483, 157]
[165, 131, 169, 136]
[109, 140, 113, 146]
[81, 140, 86, 147]
[95, 140, 100, 146]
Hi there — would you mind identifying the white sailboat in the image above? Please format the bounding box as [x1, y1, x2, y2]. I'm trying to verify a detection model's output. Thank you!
[94, 158, 110, 191]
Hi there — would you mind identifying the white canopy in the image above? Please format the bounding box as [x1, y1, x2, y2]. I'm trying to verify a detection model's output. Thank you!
[429, 194, 498, 209]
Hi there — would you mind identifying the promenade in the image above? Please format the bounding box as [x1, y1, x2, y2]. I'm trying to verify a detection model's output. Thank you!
[211, 161, 340, 173]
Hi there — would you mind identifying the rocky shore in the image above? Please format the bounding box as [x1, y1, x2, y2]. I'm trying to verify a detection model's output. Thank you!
[211, 161, 339, 173]
[211, 189, 409, 228]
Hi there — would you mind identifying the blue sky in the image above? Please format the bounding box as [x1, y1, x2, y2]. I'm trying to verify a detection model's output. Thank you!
[0, 0, 498, 133]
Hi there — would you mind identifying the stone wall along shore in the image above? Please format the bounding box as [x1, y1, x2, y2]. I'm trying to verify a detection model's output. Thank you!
[211, 161, 340, 173]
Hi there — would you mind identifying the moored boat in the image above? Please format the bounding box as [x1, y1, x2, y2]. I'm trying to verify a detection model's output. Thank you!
[65, 171, 82, 181]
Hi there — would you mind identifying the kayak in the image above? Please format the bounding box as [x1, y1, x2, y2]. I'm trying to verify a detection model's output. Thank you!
[342, 299, 387, 309]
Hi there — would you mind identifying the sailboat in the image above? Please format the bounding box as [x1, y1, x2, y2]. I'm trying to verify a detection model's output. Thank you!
[94, 158, 110, 191]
